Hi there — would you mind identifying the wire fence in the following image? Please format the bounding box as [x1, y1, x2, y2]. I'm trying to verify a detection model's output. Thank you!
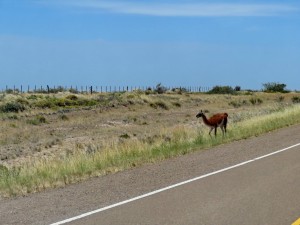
[1, 85, 211, 94]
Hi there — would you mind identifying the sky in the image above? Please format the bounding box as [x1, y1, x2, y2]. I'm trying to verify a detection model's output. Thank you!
[0, 0, 300, 91]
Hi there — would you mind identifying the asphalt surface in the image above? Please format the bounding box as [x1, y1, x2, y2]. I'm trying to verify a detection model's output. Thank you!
[69, 143, 300, 225]
[1, 124, 300, 225]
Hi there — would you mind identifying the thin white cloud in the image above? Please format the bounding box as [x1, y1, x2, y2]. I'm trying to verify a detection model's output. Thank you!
[39, 1, 298, 17]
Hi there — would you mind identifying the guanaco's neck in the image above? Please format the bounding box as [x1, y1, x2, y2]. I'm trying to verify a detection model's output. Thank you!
[201, 114, 212, 126]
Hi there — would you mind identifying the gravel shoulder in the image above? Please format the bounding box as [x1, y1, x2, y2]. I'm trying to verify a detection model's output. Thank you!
[1, 124, 300, 225]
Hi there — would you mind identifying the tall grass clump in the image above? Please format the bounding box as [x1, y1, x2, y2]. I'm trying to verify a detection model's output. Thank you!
[1, 105, 300, 197]
[229, 105, 300, 139]
[292, 96, 300, 103]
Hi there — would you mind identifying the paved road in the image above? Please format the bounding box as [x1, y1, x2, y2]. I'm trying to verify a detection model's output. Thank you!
[67, 143, 300, 225]
[1, 124, 300, 225]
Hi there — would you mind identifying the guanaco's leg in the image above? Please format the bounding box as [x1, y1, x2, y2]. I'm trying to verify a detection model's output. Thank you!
[220, 126, 225, 136]
[209, 127, 214, 136]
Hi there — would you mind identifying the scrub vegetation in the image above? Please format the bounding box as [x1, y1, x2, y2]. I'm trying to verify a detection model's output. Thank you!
[0, 89, 300, 197]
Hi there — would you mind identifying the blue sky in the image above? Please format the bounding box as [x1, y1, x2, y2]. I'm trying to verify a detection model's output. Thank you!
[0, 0, 299, 90]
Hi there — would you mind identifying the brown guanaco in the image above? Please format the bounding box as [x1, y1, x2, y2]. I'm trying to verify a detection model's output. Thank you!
[196, 110, 228, 136]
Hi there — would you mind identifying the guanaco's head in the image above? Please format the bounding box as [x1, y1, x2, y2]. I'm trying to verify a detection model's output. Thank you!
[196, 110, 204, 118]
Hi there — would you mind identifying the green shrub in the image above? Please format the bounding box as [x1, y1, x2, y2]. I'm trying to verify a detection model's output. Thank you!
[208, 86, 236, 94]
[0, 102, 26, 113]
[5, 89, 14, 94]
[32, 96, 98, 109]
[26, 95, 39, 100]
[16, 98, 29, 106]
[262, 82, 289, 93]
[77, 99, 98, 107]
[33, 99, 55, 108]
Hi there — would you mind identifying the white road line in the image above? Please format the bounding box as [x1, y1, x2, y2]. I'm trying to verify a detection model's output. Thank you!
[50, 142, 300, 225]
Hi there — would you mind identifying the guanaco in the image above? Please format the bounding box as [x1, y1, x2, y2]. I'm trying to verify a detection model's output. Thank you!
[196, 110, 228, 136]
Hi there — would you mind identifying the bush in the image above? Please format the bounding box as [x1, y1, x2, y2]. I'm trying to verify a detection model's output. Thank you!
[33, 99, 54, 108]
[155, 83, 168, 94]
[171, 87, 187, 94]
[208, 86, 235, 94]
[27, 115, 47, 125]
[65, 95, 78, 101]
[0, 102, 26, 113]
[249, 97, 263, 105]
[26, 95, 39, 100]
[59, 114, 69, 121]
[150, 100, 169, 110]
[16, 98, 29, 106]
[120, 133, 130, 139]
[5, 89, 14, 94]
[292, 96, 300, 103]
[262, 82, 289, 93]
[32, 96, 98, 109]
[172, 102, 181, 107]
[234, 86, 241, 91]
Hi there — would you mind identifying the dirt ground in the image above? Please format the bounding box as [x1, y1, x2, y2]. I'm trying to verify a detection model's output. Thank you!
[0, 91, 297, 168]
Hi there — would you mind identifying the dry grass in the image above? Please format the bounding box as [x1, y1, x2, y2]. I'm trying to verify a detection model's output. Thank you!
[1, 91, 300, 197]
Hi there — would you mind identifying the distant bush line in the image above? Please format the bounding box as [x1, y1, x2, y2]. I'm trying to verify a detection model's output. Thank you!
[1, 82, 297, 95]
[1, 84, 211, 95]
